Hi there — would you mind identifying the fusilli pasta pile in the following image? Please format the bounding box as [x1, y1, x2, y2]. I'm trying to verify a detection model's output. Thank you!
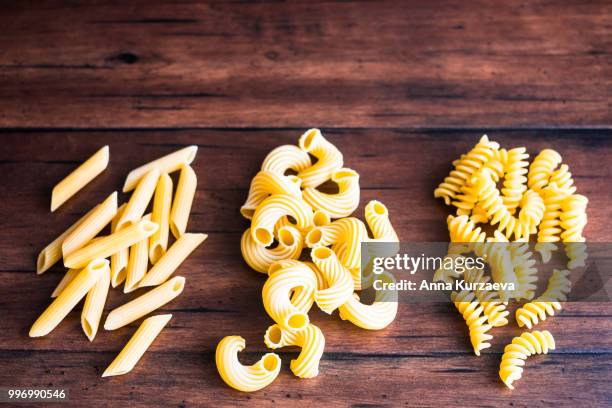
[216, 129, 399, 392]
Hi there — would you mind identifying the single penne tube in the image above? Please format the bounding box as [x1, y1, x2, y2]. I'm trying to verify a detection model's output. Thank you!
[138, 233, 207, 287]
[51, 268, 80, 298]
[169, 164, 197, 239]
[111, 203, 128, 287]
[37, 203, 100, 274]
[51, 145, 109, 212]
[30, 259, 108, 337]
[149, 173, 173, 264]
[122, 146, 198, 192]
[104, 276, 185, 331]
[102, 314, 172, 377]
[124, 215, 152, 293]
[64, 220, 158, 269]
[81, 261, 111, 341]
[115, 169, 159, 231]
[61, 191, 118, 257]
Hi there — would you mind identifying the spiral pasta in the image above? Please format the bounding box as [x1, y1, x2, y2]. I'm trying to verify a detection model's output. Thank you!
[499, 147, 529, 214]
[302, 168, 360, 218]
[241, 171, 303, 219]
[264, 323, 325, 378]
[510, 243, 538, 301]
[518, 189, 545, 236]
[535, 182, 568, 262]
[499, 330, 556, 389]
[560, 194, 588, 269]
[451, 290, 493, 356]
[463, 266, 509, 327]
[297, 129, 344, 188]
[528, 149, 562, 192]
[515, 269, 571, 329]
[216, 336, 281, 392]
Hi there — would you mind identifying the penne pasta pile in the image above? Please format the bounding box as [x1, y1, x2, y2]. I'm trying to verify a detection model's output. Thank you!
[433, 135, 588, 389]
[32, 145, 207, 377]
[216, 129, 400, 392]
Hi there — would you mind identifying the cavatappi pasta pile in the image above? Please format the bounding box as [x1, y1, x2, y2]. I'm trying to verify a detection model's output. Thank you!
[433, 135, 588, 389]
[216, 129, 399, 392]
[33, 146, 206, 377]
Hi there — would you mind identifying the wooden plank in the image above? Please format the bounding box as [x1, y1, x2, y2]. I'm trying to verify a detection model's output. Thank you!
[0, 130, 610, 406]
[0, 0, 610, 128]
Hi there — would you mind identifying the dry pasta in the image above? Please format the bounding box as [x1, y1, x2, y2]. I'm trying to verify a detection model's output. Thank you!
[310, 246, 354, 314]
[297, 128, 344, 188]
[81, 261, 111, 341]
[115, 168, 159, 231]
[261, 144, 312, 176]
[124, 215, 151, 293]
[241, 171, 302, 219]
[264, 323, 325, 378]
[451, 290, 493, 356]
[250, 194, 313, 246]
[302, 168, 360, 218]
[51, 145, 109, 212]
[241, 226, 302, 274]
[110, 203, 129, 287]
[169, 164, 197, 238]
[149, 172, 173, 264]
[499, 330, 555, 389]
[51, 268, 80, 298]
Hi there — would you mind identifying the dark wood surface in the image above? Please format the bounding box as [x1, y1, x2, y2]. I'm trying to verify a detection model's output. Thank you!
[0, 1, 611, 407]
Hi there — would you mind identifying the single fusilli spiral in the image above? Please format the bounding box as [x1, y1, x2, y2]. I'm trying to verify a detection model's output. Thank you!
[451, 290, 493, 356]
[528, 149, 562, 192]
[499, 330, 556, 389]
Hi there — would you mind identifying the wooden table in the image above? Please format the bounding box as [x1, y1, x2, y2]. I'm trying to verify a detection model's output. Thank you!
[0, 1, 610, 407]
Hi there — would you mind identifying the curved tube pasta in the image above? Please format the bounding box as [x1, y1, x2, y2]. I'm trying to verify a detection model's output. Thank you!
[241, 171, 302, 219]
[123, 145, 197, 192]
[216, 336, 281, 392]
[528, 149, 562, 192]
[451, 290, 493, 356]
[51, 145, 109, 212]
[64, 219, 158, 269]
[264, 324, 325, 378]
[81, 261, 111, 341]
[149, 173, 173, 264]
[251, 194, 313, 246]
[261, 144, 312, 176]
[262, 260, 317, 332]
[103, 314, 172, 377]
[310, 247, 354, 314]
[116, 169, 160, 231]
[30, 259, 108, 337]
[338, 272, 398, 330]
[516, 269, 570, 329]
[241, 226, 303, 274]
[61, 191, 118, 257]
[305, 217, 368, 270]
[302, 168, 359, 218]
[297, 129, 344, 188]
[169, 164, 197, 238]
[364, 200, 399, 242]
[499, 330, 555, 389]
[104, 276, 185, 331]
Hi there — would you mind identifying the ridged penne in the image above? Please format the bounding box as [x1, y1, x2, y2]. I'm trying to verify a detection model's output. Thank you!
[123, 145, 197, 192]
[250, 194, 313, 246]
[297, 129, 343, 188]
[241, 171, 302, 219]
[110, 203, 129, 287]
[310, 247, 353, 314]
[262, 260, 317, 332]
[64, 219, 158, 269]
[216, 336, 281, 392]
[61, 191, 118, 256]
[103, 314, 172, 377]
[104, 276, 185, 331]
[149, 172, 173, 264]
[260, 144, 311, 176]
[30, 259, 108, 337]
[81, 261, 111, 341]
[124, 214, 151, 293]
[115, 169, 159, 231]
[264, 323, 325, 378]
[241, 226, 302, 274]
[51, 268, 80, 298]
[138, 233, 207, 287]
[51, 145, 109, 212]
[169, 164, 197, 238]
[302, 168, 360, 218]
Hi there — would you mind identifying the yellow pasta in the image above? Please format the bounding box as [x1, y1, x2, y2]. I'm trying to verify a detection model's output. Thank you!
[515, 269, 570, 329]
[64, 219, 158, 269]
[169, 164, 197, 238]
[61, 191, 118, 256]
[310, 247, 354, 314]
[364, 200, 399, 242]
[51, 145, 109, 212]
[264, 323, 325, 378]
[250, 194, 314, 246]
[104, 276, 185, 331]
[451, 290, 493, 356]
[560, 194, 588, 269]
[51, 268, 80, 298]
[527, 149, 562, 192]
[115, 168, 159, 231]
[499, 330, 555, 389]
[103, 314, 172, 377]
[138, 233, 207, 287]
[302, 168, 360, 218]
[297, 129, 344, 188]
[124, 215, 151, 293]
[241, 171, 302, 219]
[499, 147, 529, 214]
[549, 164, 576, 196]
[262, 260, 317, 332]
[305, 217, 368, 270]
[535, 182, 568, 263]
[110, 203, 129, 288]
[81, 261, 111, 341]
[216, 336, 281, 392]
[149, 172, 173, 264]
[123, 145, 197, 192]
[30, 259, 108, 337]
[240, 226, 302, 274]
[463, 266, 509, 327]
[261, 144, 312, 176]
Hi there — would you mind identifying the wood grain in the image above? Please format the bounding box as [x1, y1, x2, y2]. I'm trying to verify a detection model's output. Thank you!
[0, 0, 610, 128]
[0, 130, 610, 407]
